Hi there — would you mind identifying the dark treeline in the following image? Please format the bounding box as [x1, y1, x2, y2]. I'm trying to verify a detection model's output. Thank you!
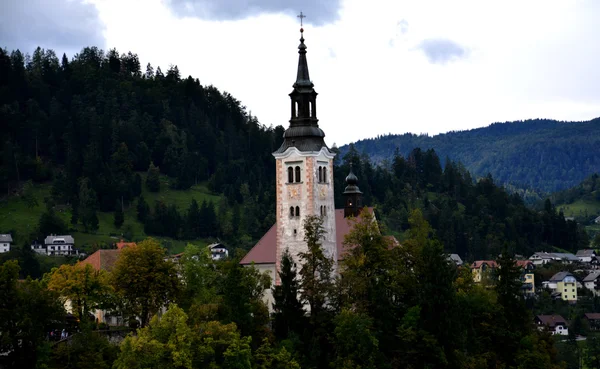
[0, 46, 281, 242]
[334, 145, 589, 259]
[343, 118, 600, 194]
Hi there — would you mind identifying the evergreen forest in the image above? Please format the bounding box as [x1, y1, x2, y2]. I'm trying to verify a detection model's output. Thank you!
[343, 117, 600, 196]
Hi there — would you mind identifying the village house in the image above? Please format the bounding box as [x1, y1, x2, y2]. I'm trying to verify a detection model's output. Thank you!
[535, 315, 569, 335]
[529, 252, 578, 265]
[448, 254, 463, 266]
[576, 249, 596, 263]
[80, 249, 123, 325]
[543, 272, 578, 302]
[31, 240, 46, 254]
[0, 234, 13, 253]
[208, 243, 229, 260]
[471, 261, 497, 283]
[44, 235, 77, 256]
[584, 313, 600, 330]
[516, 260, 536, 296]
[583, 272, 600, 296]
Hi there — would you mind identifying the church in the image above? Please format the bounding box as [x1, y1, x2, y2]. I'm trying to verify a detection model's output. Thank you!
[239, 25, 370, 306]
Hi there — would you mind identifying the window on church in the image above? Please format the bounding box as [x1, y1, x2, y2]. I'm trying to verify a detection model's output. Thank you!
[320, 206, 323, 216]
[288, 167, 293, 183]
[290, 207, 294, 217]
[309, 101, 312, 117]
[348, 199, 353, 206]
[295, 166, 301, 183]
[295, 102, 299, 118]
[295, 206, 300, 217]
[323, 167, 327, 183]
[324, 206, 327, 216]
[318, 167, 322, 182]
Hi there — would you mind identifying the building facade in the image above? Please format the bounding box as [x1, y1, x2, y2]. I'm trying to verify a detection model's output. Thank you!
[0, 234, 12, 253]
[44, 235, 77, 256]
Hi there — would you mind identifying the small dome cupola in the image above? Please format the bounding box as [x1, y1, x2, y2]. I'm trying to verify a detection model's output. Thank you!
[343, 165, 363, 218]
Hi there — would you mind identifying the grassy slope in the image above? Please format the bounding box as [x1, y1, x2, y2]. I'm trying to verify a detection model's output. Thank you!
[558, 198, 600, 219]
[0, 173, 220, 254]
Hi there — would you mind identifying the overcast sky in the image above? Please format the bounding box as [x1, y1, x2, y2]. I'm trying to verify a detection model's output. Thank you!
[2, 0, 600, 146]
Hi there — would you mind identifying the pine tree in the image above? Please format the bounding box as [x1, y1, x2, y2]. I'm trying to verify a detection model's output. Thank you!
[273, 249, 305, 339]
[185, 199, 200, 238]
[136, 195, 149, 222]
[114, 201, 124, 228]
[78, 177, 99, 232]
[146, 162, 160, 192]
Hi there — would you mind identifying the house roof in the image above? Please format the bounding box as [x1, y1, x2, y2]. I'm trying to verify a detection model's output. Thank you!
[0, 234, 13, 243]
[553, 253, 579, 261]
[45, 235, 75, 245]
[583, 272, 600, 282]
[549, 271, 575, 282]
[80, 249, 121, 272]
[585, 313, 600, 321]
[240, 208, 377, 265]
[577, 249, 596, 257]
[448, 254, 463, 265]
[516, 260, 534, 269]
[536, 315, 567, 328]
[472, 260, 497, 269]
[116, 240, 136, 250]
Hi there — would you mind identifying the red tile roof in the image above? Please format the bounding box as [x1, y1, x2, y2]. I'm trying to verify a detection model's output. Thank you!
[80, 249, 121, 272]
[472, 260, 498, 269]
[116, 240, 136, 250]
[240, 208, 377, 265]
[516, 260, 533, 268]
[585, 313, 600, 321]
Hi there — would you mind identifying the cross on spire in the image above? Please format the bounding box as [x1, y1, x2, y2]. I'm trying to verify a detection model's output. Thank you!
[297, 11, 306, 27]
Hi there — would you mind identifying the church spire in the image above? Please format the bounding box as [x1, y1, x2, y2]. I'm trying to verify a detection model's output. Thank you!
[295, 28, 312, 88]
[274, 19, 329, 155]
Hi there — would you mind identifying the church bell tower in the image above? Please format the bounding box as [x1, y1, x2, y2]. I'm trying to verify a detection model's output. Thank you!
[272, 24, 337, 282]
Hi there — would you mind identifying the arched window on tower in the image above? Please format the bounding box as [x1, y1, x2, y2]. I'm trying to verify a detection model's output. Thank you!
[295, 166, 301, 183]
[295, 206, 300, 217]
[323, 167, 327, 183]
[290, 207, 295, 217]
[288, 167, 293, 183]
[318, 167, 322, 182]
[295, 101, 299, 118]
[320, 206, 323, 216]
[309, 101, 313, 117]
[324, 206, 327, 216]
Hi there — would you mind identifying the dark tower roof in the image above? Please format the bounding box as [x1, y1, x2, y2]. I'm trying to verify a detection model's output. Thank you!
[274, 28, 329, 154]
[343, 165, 363, 195]
[343, 165, 363, 218]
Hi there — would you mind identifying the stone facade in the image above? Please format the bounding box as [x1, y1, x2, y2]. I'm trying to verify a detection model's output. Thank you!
[273, 146, 337, 284]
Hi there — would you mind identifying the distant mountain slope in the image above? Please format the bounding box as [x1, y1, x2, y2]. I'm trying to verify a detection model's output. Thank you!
[341, 118, 600, 193]
[551, 173, 600, 223]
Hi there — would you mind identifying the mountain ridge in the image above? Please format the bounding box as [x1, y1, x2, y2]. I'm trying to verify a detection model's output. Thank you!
[340, 117, 600, 193]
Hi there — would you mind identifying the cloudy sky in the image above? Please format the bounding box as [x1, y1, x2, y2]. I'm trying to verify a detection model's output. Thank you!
[2, 0, 600, 146]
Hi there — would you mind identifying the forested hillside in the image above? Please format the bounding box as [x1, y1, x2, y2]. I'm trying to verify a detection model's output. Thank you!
[0, 46, 282, 247]
[342, 118, 600, 194]
[332, 146, 589, 259]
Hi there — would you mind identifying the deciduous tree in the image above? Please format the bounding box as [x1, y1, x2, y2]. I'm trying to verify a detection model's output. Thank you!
[112, 238, 180, 327]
